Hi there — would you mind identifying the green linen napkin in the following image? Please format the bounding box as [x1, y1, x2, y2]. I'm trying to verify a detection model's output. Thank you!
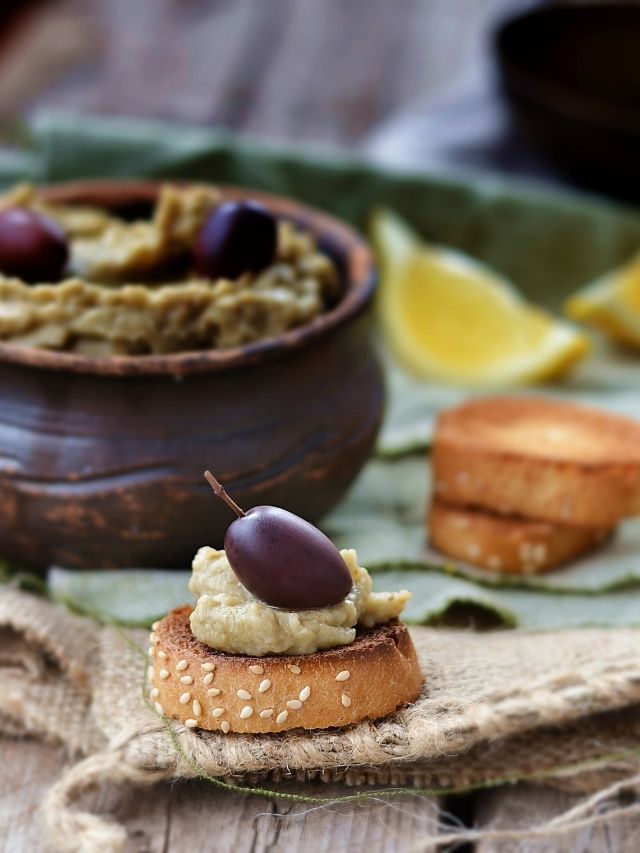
[48, 563, 640, 631]
[13, 111, 640, 300]
[3, 111, 640, 629]
[380, 350, 640, 456]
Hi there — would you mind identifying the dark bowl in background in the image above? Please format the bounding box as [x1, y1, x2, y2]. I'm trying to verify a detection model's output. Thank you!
[0, 181, 383, 570]
[495, 2, 640, 192]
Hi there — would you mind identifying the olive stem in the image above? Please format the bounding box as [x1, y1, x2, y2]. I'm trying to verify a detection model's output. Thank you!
[204, 470, 246, 518]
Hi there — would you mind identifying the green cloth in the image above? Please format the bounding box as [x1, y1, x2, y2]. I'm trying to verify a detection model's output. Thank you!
[4, 112, 640, 630]
[379, 346, 640, 456]
[10, 112, 640, 300]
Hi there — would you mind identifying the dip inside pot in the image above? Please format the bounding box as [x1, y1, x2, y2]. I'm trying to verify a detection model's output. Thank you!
[0, 183, 340, 356]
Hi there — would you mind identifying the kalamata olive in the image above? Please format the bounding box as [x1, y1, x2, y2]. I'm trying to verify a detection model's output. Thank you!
[0, 208, 69, 283]
[194, 200, 277, 280]
[224, 506, 353, 610]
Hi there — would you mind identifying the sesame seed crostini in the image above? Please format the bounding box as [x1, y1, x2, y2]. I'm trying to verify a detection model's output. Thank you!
[433, 396, 640, 528]
[148, 607, 422, 733]
[147, 471, 423, 733]
[429, 499, 611, 575]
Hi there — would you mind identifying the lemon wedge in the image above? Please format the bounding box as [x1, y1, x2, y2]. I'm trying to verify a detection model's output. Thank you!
[371, 209, 589, 386]
[565, 253, 640, 349]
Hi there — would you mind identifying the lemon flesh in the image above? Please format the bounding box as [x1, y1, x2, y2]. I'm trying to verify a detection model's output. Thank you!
[565, 253, 640, 349]
[372, 209, 589, 387]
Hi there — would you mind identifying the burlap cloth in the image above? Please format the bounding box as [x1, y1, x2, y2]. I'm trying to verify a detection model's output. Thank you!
[2, 587, 640, 851]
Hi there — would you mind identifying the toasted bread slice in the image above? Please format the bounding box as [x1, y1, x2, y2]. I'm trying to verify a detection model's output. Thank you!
[433, 396, 640, 527]
[148, 606, 423, 733]
[428, 499, 612, 574]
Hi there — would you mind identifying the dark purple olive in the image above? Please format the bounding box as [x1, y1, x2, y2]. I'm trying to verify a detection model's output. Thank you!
[0, 208, 69, 283]
[224, 506, 353, 610]
[194, 200, 277, 280]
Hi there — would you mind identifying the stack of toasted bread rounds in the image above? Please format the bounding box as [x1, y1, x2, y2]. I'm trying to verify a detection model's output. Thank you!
[429, 397, 640, 574]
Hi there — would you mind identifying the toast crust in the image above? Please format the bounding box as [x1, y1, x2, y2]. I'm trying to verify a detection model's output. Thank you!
[429, 499, 612, 575]
[433, 397, 640, 527]
[149, 606, 423, 733]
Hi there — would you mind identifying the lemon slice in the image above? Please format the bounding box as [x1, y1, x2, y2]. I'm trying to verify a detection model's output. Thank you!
[565, 253, 640, 348]
[371, 209, 589, 386]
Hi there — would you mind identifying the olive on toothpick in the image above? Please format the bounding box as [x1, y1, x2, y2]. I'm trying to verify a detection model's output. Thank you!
[194, 200, 277, 280]
[0, 208, 69, 283]
[204, 471, 353, 610]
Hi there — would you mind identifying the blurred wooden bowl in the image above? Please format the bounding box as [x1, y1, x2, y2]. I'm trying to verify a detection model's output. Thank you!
[0, 181, 382, 570]
[495, 2, 640, 192]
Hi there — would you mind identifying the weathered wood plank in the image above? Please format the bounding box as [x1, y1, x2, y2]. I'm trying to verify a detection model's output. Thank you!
[235, 0, 514, 144]
[27, 0, 273, 126]
[474, 782, 640, 853]
[137, 782, 435, 853]
[0, 737, 441, 852]
[0, 0, 98, 124]
[0, 738, 67, 853]
[0, 0, 516, 146]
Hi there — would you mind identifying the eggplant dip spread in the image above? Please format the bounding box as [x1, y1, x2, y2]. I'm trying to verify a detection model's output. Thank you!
[0, 183, 339, 356]
[189, 546, 410, 657]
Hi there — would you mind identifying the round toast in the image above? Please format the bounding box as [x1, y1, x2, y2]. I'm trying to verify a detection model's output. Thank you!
[429, 499, 612, 574]
[148, 606, 423, 733]
[433, 397, 640, 527]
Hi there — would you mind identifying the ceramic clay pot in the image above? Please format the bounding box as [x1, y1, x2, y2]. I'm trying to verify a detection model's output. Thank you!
[0, 181, 382, 570]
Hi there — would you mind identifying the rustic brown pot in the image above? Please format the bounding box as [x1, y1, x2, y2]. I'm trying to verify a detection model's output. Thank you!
[0, 181, 382, 570]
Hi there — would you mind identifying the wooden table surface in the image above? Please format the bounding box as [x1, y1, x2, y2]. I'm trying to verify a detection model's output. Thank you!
[0, 1, 637, 850]
[2, 736, 636, 853]
[0, 0, 512, 146]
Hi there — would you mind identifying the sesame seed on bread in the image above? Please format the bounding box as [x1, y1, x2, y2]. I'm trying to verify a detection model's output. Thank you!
[429, 499, 612, 575]
[148, 606, 423, 733]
